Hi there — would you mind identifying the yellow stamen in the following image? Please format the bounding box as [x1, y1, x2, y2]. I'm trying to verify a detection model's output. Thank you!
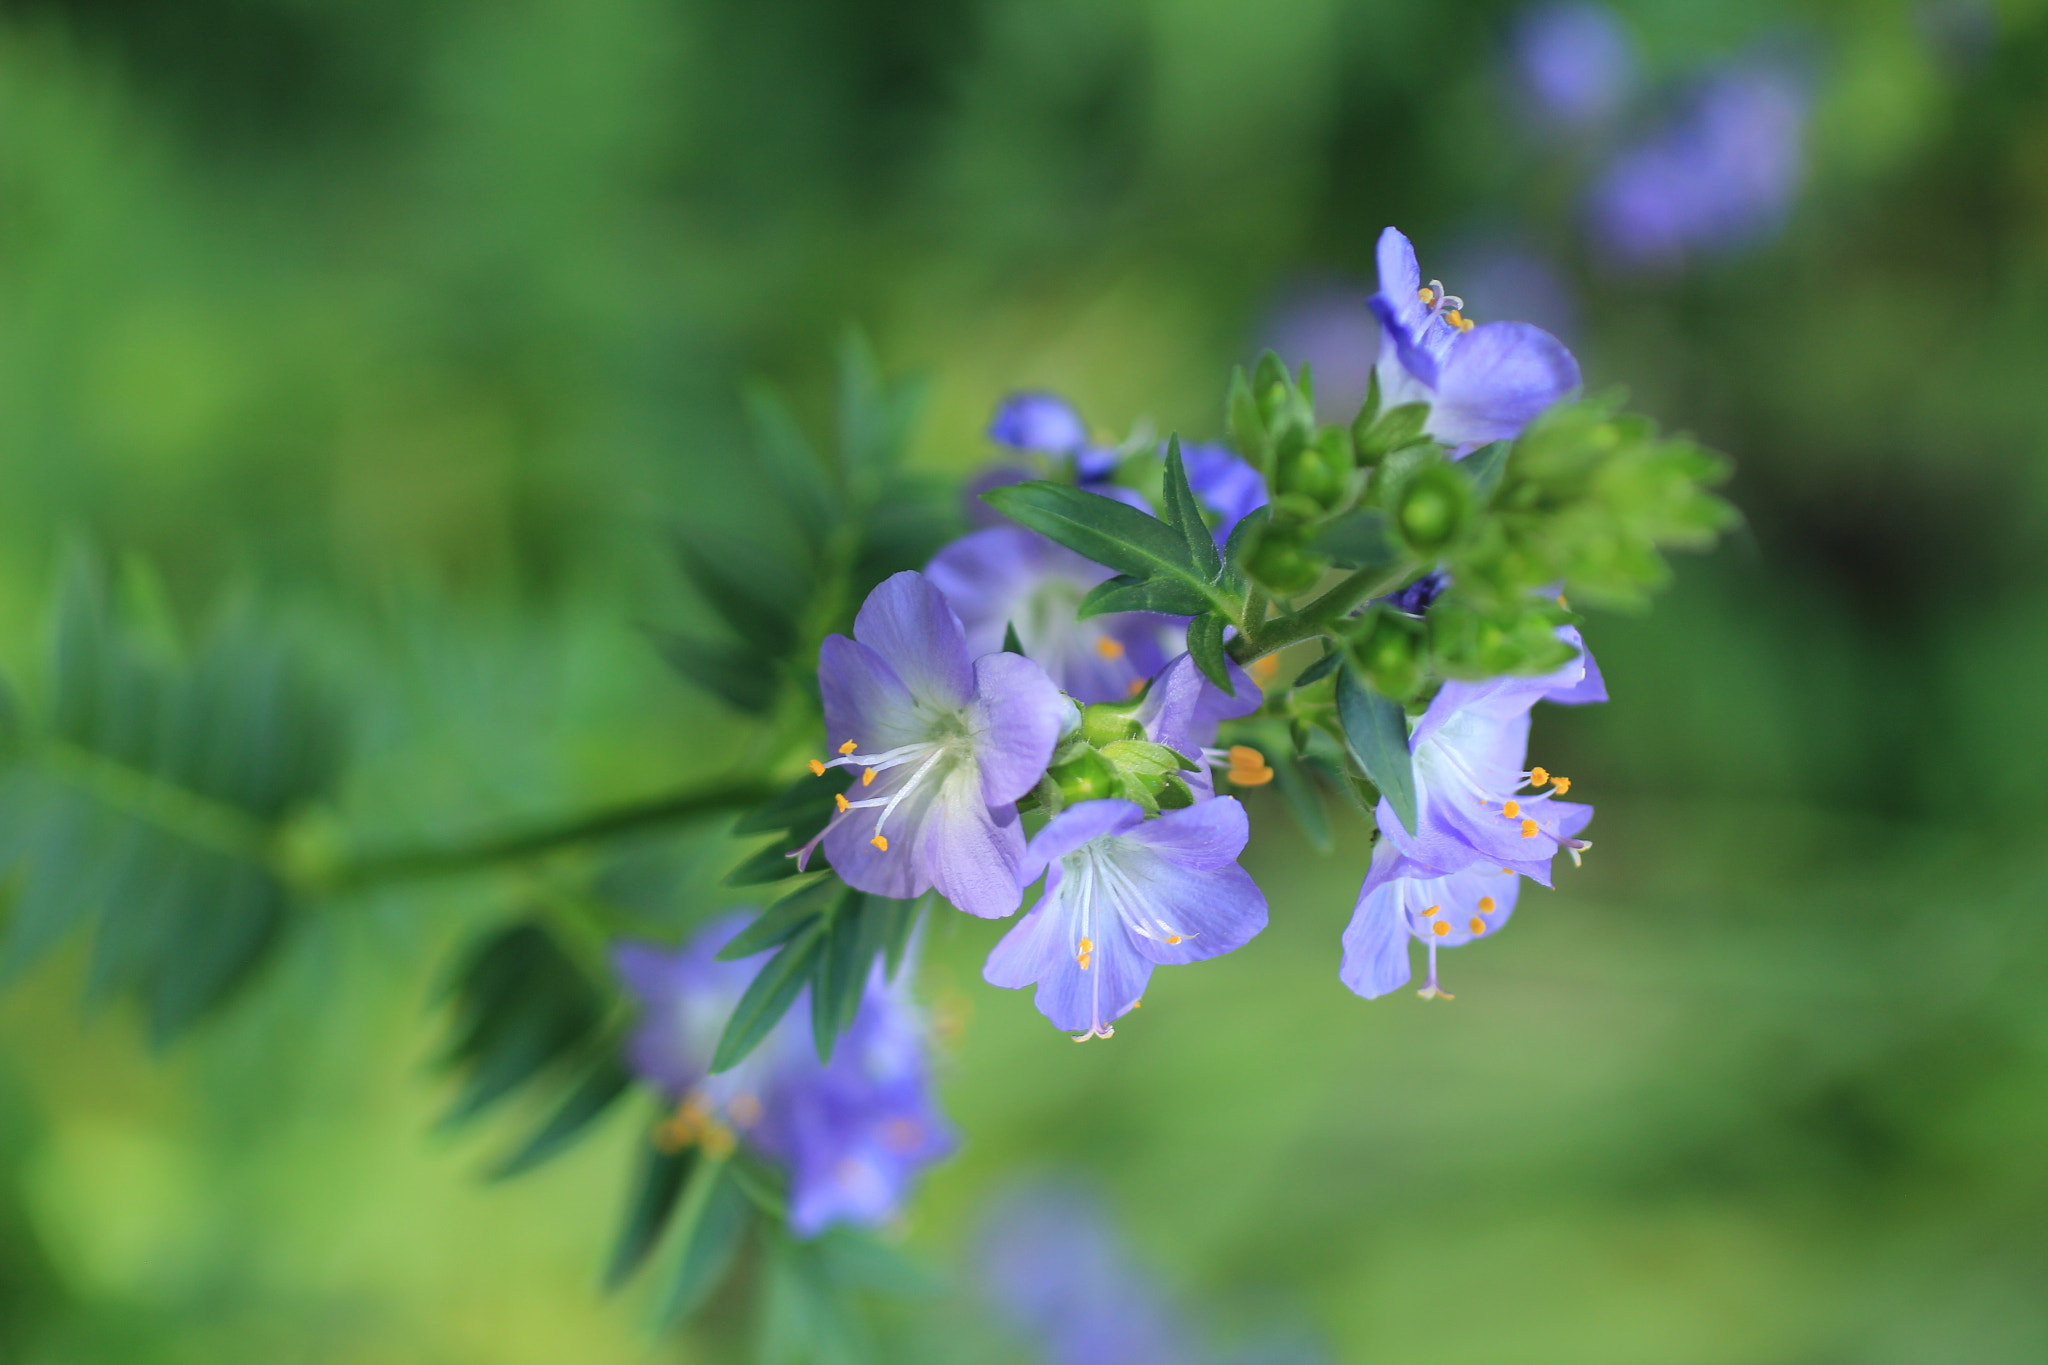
[1552, 776, 1570, 794]
[1502, 800, 1521, 819]
[1127, 678, 1147, 697]
[1250, 654, 1280, 681]
[861, 768, 876, 787]
[834, 793, 849, 813]
[1095, 636, 1125, 660]
[1528, 766, 1549, 786]
[1519, 818, 1538, 838]
[838, 739, 858, 755]
[1469, 916, 1486, 934]
[1457, 315, 1474, 332]
[1418, 286, 1435, 304]
[1165, 935, 1182, 945]
[808, 759, 826, 776]
[1432, 920, 1451, 936]
[1227, 745, 1263, 768]
[1229, 767, 1273, 787]
[870, 834, 889, 851]
[1421, 904, 1439, 918]
[1443, 308, 1464, 328]
[1077, 936, 1094, 971]
[1478, 896, 1496, 912]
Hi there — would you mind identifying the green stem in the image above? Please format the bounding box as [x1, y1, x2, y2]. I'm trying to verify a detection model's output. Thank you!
[1227, 563, 1413, 663]
[332, 779, 780, 890]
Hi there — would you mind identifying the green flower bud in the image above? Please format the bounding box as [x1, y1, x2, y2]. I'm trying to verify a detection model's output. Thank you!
[1348, 607, 1425, 701]
[1244, 529, 1327, 595]
[1048, 749, 1120, 805]
[1081, 703, 1145, 747]
[1391, 461, 1474, 554]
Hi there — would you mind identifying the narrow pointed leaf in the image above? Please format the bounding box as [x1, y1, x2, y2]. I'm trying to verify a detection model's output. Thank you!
[1336, 664, 1416, 835]
[490, 1052, 634, 1181]
[1186, 614, 1234, 696]
[981, 483, 1229, 614]
[718, 878, 840, 960]
[733, 769, 852, 836]
[658, 1161, 751, 1326]
[1160, 437, 1223, 580]
[1001, 621, 1025, 655]
[712, 922, 826, 1073]
[606, 1142, 698, 1290]
[1292, 648, 1342, 689]
[1076, 575, 1209, 619]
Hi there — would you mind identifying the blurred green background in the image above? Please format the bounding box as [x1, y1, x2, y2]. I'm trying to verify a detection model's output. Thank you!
[5, 0, 2048, 1360]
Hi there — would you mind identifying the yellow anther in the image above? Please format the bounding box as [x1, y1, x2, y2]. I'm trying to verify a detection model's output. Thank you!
[1478, 896, 1496, 912]
[1418, 286, 1435, 304]
[1457, 315, 1474, 332]
[870, 834, 889, 852]
[728, 1093, 763, 1128]
[1095, 636, 1126, 660]
[808, 759, 826, 776]
[1444, 308, 1464, 328]
[1552, 776, 1571, 794]
[834, 793, 850, 813]
[861, 768, 876, 787]
[1227, 745, 1263, 768]
[700, 1122, 736, 1159]
[1127, 678, 1147, 697]
[1432, 920, 1451, 936]
[1558, 593, 1569, 610]
[1251, 654, 1280, 681]
[1130, 998, 1141, 1009]
[1421, 904, 1440, 918]
[1076, 936, 1094, 970]
[1469, 916, 1487, 934]
[1165, 935, 1183, 945]
[1519, 818, 1539, 838]
[1502, 800, 1521, 819]
[1528, 766, 1549, 786]
[838, 740, 858, 755]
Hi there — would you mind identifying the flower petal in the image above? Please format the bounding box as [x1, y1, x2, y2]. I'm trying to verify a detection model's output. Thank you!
[921, 768, 1029, 919]
[1426, 321, 1581, 446]
[1116, 794, 1251, 872]
[1339, 843, 1415, 999]
[1134, 653, 1262, 761]
[1373, 226, 1427, 332]
[969, 650, 1070, 805]
[990, 392, 1087, 453]
[1022, 800, 1148, 886]
[852, 571, 975, 710]
[819, 635, 926, 756]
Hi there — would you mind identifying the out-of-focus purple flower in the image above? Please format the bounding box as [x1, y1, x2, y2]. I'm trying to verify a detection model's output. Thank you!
[1590, 62, 1808, 268]
[977, 1182, 1198, 1365]
[1340, 838, 1526, 1000]
[1512, 2, 1637, 127]
[615, 916, 954, 1237]
[990, 391, 1120, 479]
[1181, 442, 1269, 544]
[810, 571, 1069, 918]
[1132, 651, 1263, 798]
[1387, 570, 1450, 616]
[983, 798, 1267, 1039]
[926, 526, 1184, 705]
[1257, 283, 1381, 422]
[1441, 244, 1580, 345]
[1368, 227, 1582, 448]
[1377, 627, 1605, 886]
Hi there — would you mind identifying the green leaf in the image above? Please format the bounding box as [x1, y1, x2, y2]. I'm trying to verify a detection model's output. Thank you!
[1186, 613, 1234, 695]
[649, 630, 780, 715]
[1292, 648, 1341, 689]
[1076, 575, 1211, 619]
[745, 383, 837, 537]
[657, 1160, 751, 1327]
[672, 534, 802, 659]
[1310, 509, 1402, 571]
[717, 878, 840, 960]
[1357, 401, 1431, 461]
[606, 1141, 697, 1291]
[1227, 367, 1263, 463]
[1160, 437, 1224, 581]
[490, 1053, 634, 1181]
[1349, 367, 1382, 444]
[1336, 663, 1417, 835]
[733, 769, 852, 836]
[437, 920, 607, 1126]
[811, 889, 871, 1061]
[1098, 739, 1197, 775]
[980, 483, 1229, 615]
[712, 919, 827, 1073]
[1459, 440, 1511, 504]
[724, 841, 821, 887]
[1220, 505, 1269, 596]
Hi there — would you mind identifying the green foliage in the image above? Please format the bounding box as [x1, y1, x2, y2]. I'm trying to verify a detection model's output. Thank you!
[1335, 663, 1417, 835]
[0, 555, 345, 1045]
[435, 918, 615, 1129]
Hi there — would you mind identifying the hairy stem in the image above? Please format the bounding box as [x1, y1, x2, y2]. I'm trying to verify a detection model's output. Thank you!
[1227, 564, 1414, 663]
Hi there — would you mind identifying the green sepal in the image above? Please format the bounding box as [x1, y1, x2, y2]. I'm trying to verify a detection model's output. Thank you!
[1356, 401, 1431, 462]
[1310, 508, 1402, 571]
[1002, 621, 1026, 655]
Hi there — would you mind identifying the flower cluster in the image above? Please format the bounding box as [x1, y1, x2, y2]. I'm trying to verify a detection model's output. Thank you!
[606, 224, 1729, 1254]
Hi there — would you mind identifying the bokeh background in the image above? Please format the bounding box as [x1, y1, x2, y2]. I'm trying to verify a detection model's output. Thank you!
[4, 0, 2048, 1360]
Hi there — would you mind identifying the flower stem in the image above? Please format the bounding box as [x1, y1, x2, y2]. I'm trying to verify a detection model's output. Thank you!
[330, 779, 781, 891]
[1227, 564, 1413, 663]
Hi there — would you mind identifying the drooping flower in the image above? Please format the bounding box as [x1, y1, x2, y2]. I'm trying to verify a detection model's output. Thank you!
[1590, 61, 1807, 268]
[926, 527, 1183, 704]
[1376, 628, 1605, 886]
[1132, 651, 1263, 798]
[1512, 2, 1637, 127]
[1340, 838, 1525, 1000]
[614, 915, 954, 1237]
[983, 798, 1268, 1039]
[808, 571, 1069, 918]
[977, 1181, 1200, 1365]
[1367, 226, 1582, 448]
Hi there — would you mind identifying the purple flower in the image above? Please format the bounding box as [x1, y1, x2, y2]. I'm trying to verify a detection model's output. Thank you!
[1512, 2, 1637, 127]
[1258, 282, 1382, 423]
[1590, 62, 1807, 268]
[983, 798, 1268, 1039]
[1376, 628, 1605, 886]
[1180, 441, 1269, 544]
[926, 527, 1185, 705]
[811, 572, 1069, 918]
[977, 1181, 1198, 1365]
[1132, 651, 1263, 798]
[1368, 227, 1582, 448]
[615, 916, 954, 1237]
[1340, 838, 1525, 1000]
[991, 391, 1120, 480]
